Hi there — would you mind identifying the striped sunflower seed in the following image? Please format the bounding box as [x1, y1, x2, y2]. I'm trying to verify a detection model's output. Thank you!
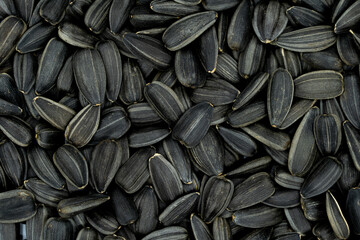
[57, 55, 75, 93]
[286, 6, 325, 27]
[35, 124, 64, 149]
[86, 208, 120, 235]
[149, 153, 183, 203]
[142, 226, 188, 240]
[57, 194, 110, 218]
[203, 0, 240, 11]
[43, 218, 75, 240]
[301, 48, 343, 71]
[340, 72, 360, 129]
[191, 214, 213, 240]
[232, 204, 283, 228]
[128, 126, 170, 148]
[337, 33, 360, 66]
[24, 178, 69, 207]
[84, 0, 112, 34]
[326, 191, 350, 239]
[110, 186, 138, 226]
[65, 105, 101, 148]
[334, 0, 360, 34]
[294, 70, 343, 99]
[200, 176, 234, 223]
[132, 186, 158, 235]
[263, 188, 300, 208]
[129, 5, 177, 29]
[215, 52, 241, 84]
[284, 207, 311, 236]
[58, 22, 98, 49]
[300, 156, 343, 199]
[127, 102, 163, 126]
[198, 26, 218, 73]
[274, 25, 336, 52]
[0, 141, 25, 187]
[346, 187, 360, 235]
[172, 102, 214, 148]
[33, 96, 76, 131]
[212, 217, 232, 240]
[39, 0, 68, 25]
[228, 172, 275, 211]
[91, 139, 128, 193]
[162, 11, 218, 51]
[109, 0, 133, 34]
[227, 100, 267, 128]
[0, 189, 37, 223]
[53, 144, 89, 189]
[26, 204, 52, 240]
[252, 0, 288, 44]
[300, 196, 326, 222]
[338, 152, 360, 192]
[288, 107, 319, 176]
[151, 0, 201, 16]
[76, 227, 101, 240]
[267, 68, 294, 128]
[0, 16, 27, 65]
[227, 156, 272, 176]
[274, 168, 304, 190]
[343, 120, 360, 171]
[13, 52, 35, 94]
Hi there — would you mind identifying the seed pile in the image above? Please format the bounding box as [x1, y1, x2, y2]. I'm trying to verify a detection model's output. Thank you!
[0, 0, 360, 239]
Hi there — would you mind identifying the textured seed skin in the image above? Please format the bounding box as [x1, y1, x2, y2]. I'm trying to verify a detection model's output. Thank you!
[172, 102, 214, 148]
[326, 191, 350, 239]
[109, 0, 133, 34]
[40, 0, 68, 25]
[335, 0, 360, 34]
[191, 214, 213, 240]
[343, 120, 360, 171]
[58, 22, 98, 49]
[84, 0, 112, 34]
[26, 204, 52, 240]
[340, 73, 360, 130]
[43, 218, 75, 240]
[346, 188, 360, 235]
[314, 114, 342, 156]
[142, 226, 188, 240]
[163, 11, 218, 51]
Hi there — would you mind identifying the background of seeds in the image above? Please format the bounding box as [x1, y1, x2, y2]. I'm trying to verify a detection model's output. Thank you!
[1, 0, 360, 239]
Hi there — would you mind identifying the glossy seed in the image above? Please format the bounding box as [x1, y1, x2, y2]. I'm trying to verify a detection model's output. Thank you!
[57, 194, 110, 218]
[76, 227, 101, 240]
[284, 207, 311, 236]
[275, 168, 304, 190]
[263, 188, 300, 208]
[28, 145, 66, 190]
[58, 22, 98, 49]
[215, 52, 241, 84]
[274, 25, 336, 52]
[39, 0, 68, 25]
[149, 153, 183, 203]
[0, 16, 27, 65]
[43, 218, 75, 240]
[300, 156, 343, 199]
[24, 178, 69, 207]
[163, 11, 217, 51]
[84, 0, 112, 34]
[13, 53, 35, 94]
[73, 49, 106, 106]
[91, 139, 128, 193]
[127, 102, 163, 126]
[142, 226, 188, 240]
[26, 204, 52, 240]
[326, 191, 350, 239]
[65, 105, 101, 148]
[128, 126, 170, 148]
[228, 172, 275, 211]
[123, 33, 172, 70]
[232, 204, 283, 228]
[241, 123, 291, 151]
[159, 192, 199, 226]
[314, 114, 342, 156]
[53, 144, 88, 189]
[301, 48, 343, 71]
[227, 101, 266, 128]
[173, 102, 214, 148]
[0, 189, 36, 223]
[340, 73, 360, 129]
[33, 96, 76, 131]
[335, 0, 360, 34]
[288, 107, 319, 176]
[267, 68, 294, 128]
[110, 186, 138, 226]
[337, 33, 360, 66]
[252, 0, 288, 43]
[191, 214, 213, 240]
[86, 208, 120, 235]
[109, 0, 133, 34]
[279, 99, 317, 130]
[227, 156, 272, 176]
[0, 141, 25, 187]
[151, 0, 201, 16]
[189, 127, 224, 176]
[343, 120, 360, 171]
[286, 6, 325, 27]
[0, 116, 32, 147]
[16, 22, 56, 54]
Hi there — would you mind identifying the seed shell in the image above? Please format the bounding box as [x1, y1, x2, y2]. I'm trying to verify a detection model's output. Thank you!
[263, 188, 300, 208]
[109, 0, 133, 34]
[76, 227, 101, 240]
[326, 191, 350, 239]
[26, 204, 52, 240]
[191, 214, 213, 240]
[340, 73, 360, 129]
[142, 226, 188, 240]
[278, 99, 316, 130]
[284, 207, 311, 236]
[346, 188, 360, 235]
[162, 11, 218, 51]
[43, 218, 75, 240]
[58, 22, 98, 49]
[343, 120, 360, 171]
[128, 126, 170, 148]
[215, 52, 241, 84]
[151, 0, 201, 16]
[335, 0, 360, 34]
[84, 0, 112, 34]
[0, 141, 25, 187]
[39, 0, 68, 25]
[110, 186, 138, 226]
[86, 208, 120, 235]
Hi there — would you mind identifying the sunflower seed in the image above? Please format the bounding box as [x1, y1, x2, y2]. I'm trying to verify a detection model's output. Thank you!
[343, 120, 360, 171]
[227, 156, 272, 177]
[76, 227, 101, 240]
[191, 78, 240, 106]
[120, 58, 146, 105]
[340, 72, 360, 129]
[151, 0, 201, 16]
[173, 102, 214, 148]
[53, 144, 89, 189]
[123, 33, 172, 70]
[332, 0, 353, 23]
[334, 0, 360, 34]
[43, 218, 75, 240]
[73, 49, 106, 106]
[40, 0, 68, 25]
[286, 6, 325, 27]
[129, 126, 170, 148]
[91, 139, 128, 193]
[312, 222, 340, 240]
[26, 204, 52, 240]
[288, 107, 319, 176]
[0, 141, 25, 187]
[212, 217, 232, 240]
[0, 116, 32, 147]
[242, 228, 273, 240]
[84, 0, 112, 34]
[143, 226, 188, 240]
[149, 153, 183, 203]
[238, 35, 267, 79]
[0, 189, 36, 223]
[57, 194, 110, 218]
[301, 48, 343, 71]
[228, 172, 275, 211]
[86, 208, 120, 235]
[274, 25, 336, 52]
[191, 214, 213, 240]
[159, 192, 199, 226]
[346, 187, 360, 235]
[110, 185, 138, 225]
[232, 204, 283, 228]
[24, 178, 69, 207]
[278, 99, 317, 129]
[58, 22, 98, 49]
[0, 0, 16, 16]
[127, 102, 163, 126]
[33, 96, 76, 130]
[338, 152, 360, 192]
[189, 127, 224, 176]
[232, 72, 269, 110]
[109, 0, 133, 34]
[242, 123, 291, 151]
[300, 196, 326, 221]
[0, 16, 27, 65]
[215, 52, 241, 84]
[65, 105, 101, 148]
[145, 82, 185, 125]
[300, 156, 343, 199]
[130, 5, 177, 28]
[263, 188, 300, 208]
[275, 168, 304, 190]
[13, 52, 35, 94]
[314, 114, 342, 156]
[163, 11, 217, 51]
[28, 145, 65, 190]
[326, 191, 350, 239]
[252, 0, 288, 44]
